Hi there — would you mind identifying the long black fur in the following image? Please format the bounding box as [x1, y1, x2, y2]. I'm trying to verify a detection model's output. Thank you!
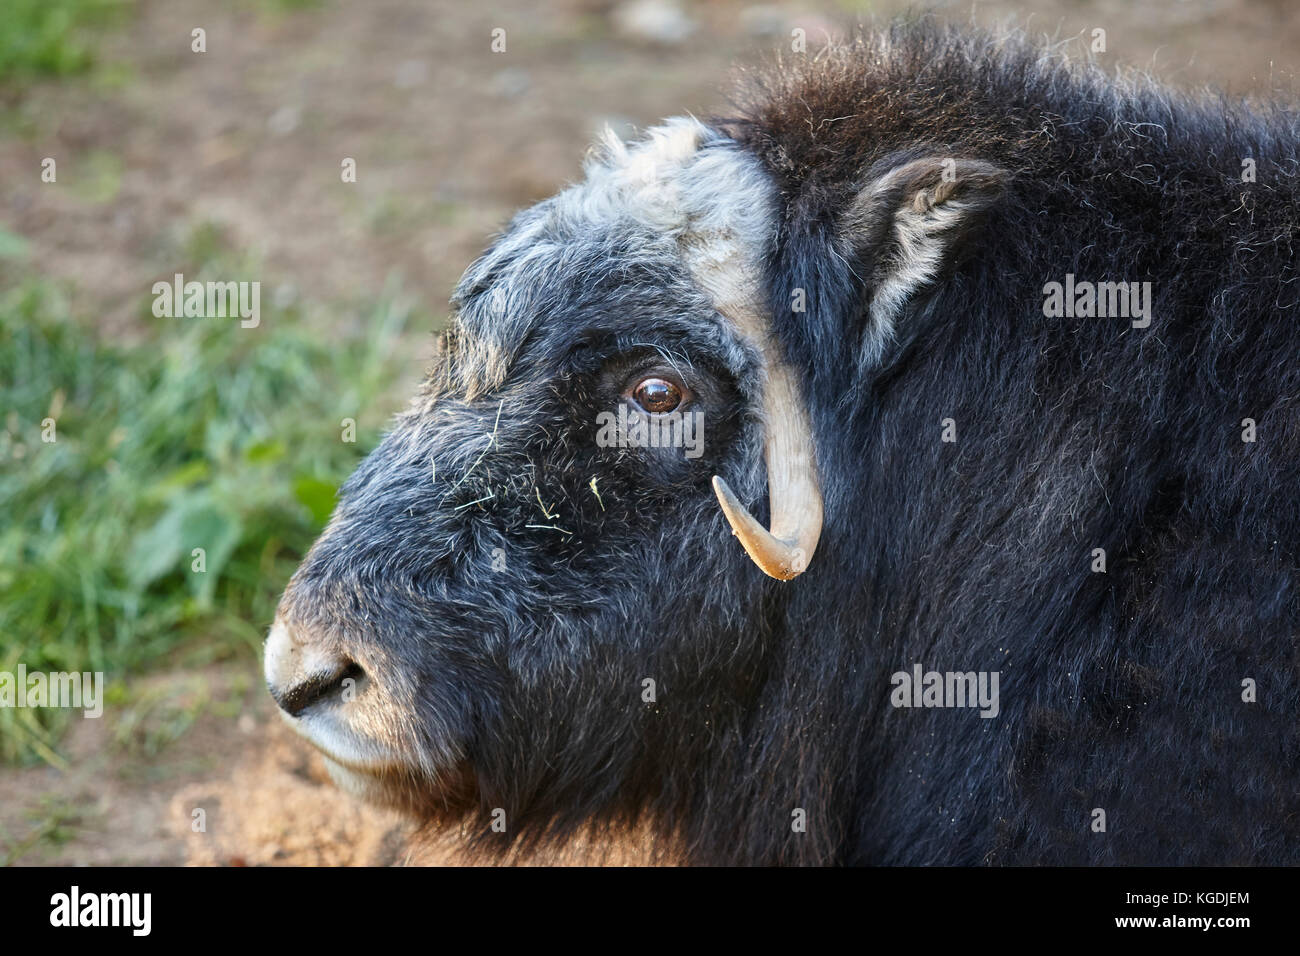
[278, 21, 1300, 865]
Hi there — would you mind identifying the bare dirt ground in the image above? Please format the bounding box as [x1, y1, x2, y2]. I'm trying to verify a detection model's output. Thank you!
[0, 665, 412, 865]
[4, 0, 1299, 865]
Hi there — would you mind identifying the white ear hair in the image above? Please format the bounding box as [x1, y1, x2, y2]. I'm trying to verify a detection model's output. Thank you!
[844, 157, 1007, 366]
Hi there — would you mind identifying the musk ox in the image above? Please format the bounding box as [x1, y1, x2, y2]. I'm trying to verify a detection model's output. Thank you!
[265, 22, 1300, 865]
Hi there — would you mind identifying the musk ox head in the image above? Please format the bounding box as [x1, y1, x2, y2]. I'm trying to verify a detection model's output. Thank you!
[264, 36, 1013, 863]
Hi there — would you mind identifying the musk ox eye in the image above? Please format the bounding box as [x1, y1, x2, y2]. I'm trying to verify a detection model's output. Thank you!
[631, 377, 683, 414]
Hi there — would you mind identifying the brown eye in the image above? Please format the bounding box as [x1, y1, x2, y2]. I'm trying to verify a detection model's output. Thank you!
[632, 377, 682, 414]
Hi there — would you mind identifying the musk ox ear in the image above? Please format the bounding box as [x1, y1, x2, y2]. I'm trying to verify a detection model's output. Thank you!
[842, 155, 1008, 364]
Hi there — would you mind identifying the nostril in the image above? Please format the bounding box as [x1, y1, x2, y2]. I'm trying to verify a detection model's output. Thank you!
[272, 661, 365, 718]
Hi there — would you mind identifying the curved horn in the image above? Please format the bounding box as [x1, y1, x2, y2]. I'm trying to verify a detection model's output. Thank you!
[656, 127, 823, 579]
[712, 354, 823, 581]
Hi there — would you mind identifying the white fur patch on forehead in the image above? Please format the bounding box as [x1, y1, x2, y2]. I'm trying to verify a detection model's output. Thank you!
[560, 116, 778, 348]
[562, 117, 775, 249]
[449, 117, 778, 397]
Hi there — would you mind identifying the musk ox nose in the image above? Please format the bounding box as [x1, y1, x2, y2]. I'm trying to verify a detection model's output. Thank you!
[271, 661, 364, 718]
[264, 617, 363, 718]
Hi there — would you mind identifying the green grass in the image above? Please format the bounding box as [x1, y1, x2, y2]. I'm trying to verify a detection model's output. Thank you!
[0, 0, 133, 84]
[0, 794, 82, 865]
[0, 269, 419, 764]
[0, 0, 329, 90]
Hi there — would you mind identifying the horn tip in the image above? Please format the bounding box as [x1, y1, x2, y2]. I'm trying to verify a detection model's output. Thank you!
[712, 474, 807, 582]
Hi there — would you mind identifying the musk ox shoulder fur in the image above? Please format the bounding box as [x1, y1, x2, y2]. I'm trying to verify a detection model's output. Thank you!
[265, 21, 1300, 865]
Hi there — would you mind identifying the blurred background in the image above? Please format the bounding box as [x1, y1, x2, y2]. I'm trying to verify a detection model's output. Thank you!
[1, 0, 1297, 865]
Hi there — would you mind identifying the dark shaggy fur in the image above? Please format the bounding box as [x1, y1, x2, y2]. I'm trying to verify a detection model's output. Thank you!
[278, 21, 1300, 864]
